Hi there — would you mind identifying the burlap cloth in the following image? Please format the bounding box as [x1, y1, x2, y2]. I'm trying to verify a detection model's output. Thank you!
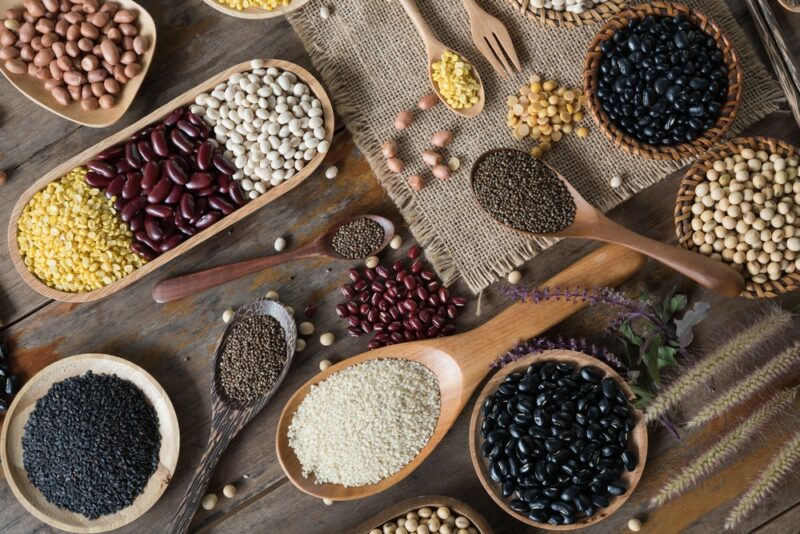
[288, 0, 784, 293]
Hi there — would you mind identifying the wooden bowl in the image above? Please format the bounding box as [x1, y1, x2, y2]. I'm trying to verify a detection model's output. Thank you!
[7, 58, 334, 303]
[468, 350, 648, 530]
[0, 354, 180, 533]
[508, 0, 626, 29]
[201, 0, 311, 19]
[582, 1, 743, 160]
[674, 136, 800, 298]
[348, 495, 494, 534]
[0, 0, 156, 128]
[778, 0, 800, 13]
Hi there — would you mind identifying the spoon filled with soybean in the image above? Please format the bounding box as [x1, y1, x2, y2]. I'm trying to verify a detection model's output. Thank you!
[152, 215, 395, 303]
[470, 148, 745, 297]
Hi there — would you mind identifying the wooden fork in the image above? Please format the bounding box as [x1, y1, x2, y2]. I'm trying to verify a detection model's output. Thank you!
[461, 0, 521, 78]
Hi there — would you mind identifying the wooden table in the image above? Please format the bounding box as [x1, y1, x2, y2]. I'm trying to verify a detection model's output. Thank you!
[0, 1, 799, 532]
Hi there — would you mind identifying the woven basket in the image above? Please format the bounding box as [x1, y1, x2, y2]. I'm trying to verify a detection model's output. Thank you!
[583, 2, 744, 160]
[674, 136, 800, 298]
[509, 0, 627, 28]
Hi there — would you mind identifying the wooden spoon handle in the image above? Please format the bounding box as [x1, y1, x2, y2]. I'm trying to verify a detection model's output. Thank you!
[152, 245, 320, 303]
[172, 417, 236, 533]
[398, 0, 438, 54]
[592, 220, 745, 297]
[456, 244, 646, 386]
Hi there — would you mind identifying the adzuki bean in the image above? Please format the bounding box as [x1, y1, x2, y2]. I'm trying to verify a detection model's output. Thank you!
[86, 107, 244, 260]
[337, 245, 466, 349]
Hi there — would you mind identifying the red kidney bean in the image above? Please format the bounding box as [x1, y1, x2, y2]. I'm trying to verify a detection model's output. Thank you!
[368, 340, 382, 350]
[164, 183, 183, 205]
[376, 266, 390, 279]
[133, 126, 154, 141]
[145, 204, 172, 218]
[229, 183, 246, 206]
[208, 195, 234, 215]
[165, 158, 187, 185]
[428, 281, 441, 292]
[347, 326, 362, 337]
[347, 316, 361, 328]
[409, 317, 423, 331]
[88, 159, 115, 178]
[403, 275, 416, 290]
[186, 172, 212, 190]
[420, 270, 435, 281]
[196, 141, 213, 170]
[347, 268, 361, 282]
[359, 303, 370, 316]
[85, 171, 111, 188]
[217, 173, 231, 194]
[137, 140, 156, 162]
[186, 111, 204, 127]
[367, 309, 380, 323]
[373, 323, 386, 332]
[105, 175, 125, 198]
[114, 196, 127, 211]
[130, 213, 145, 233]
[447, 304, 458, 319]
[345, 301, 359, 315]
[169, 128, 193, 154]
[361, 321, 373, 334]
[411, 261, 423, 274]
[179, 193, 196, 221]
[176, 119, 200, 138]
[427, 326, 440, 337]
[131, 241, 156, 261]
[175, 217, 196, 236]
[335, 304, 348, 318]
[142, 161, 159, 190]
[144, 215, 163, 241]
[364, 268, 376, 281]
[304, 304, 317, 318]
[392, 260, 404, 272]
[135, 230, 161, 251]
[194, 210, 221, 230]
[408, 245, 421, 259]
[212, 153, 235, 175]
[431, 315, 445, 329]
[194, 185, 216, 197]
[404, 331, 415, 342]
[159, 234, 183, 253]
[442, 324, 455, 335]
[120, 195, 146, 222]
[358, 290, 370, 303]
[147, 177, 171, 204]
[354, 280, 367, 292]
[438, 287, 449, 302]
[163, 107, 183, 126]
[116, 159, 135, 174]
[125, 140, 142, 169]
[340, 285, 355, 299]
[452, 296, 467, 307]
[391, 332, 404, 343]
[419, 309, 432, 324]
[95, 145, 123, 160]
[150, 127, 169, 157]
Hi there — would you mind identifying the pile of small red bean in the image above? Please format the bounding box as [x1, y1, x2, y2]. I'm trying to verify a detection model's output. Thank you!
[86, 106, 244, 260]
[0, 0, 149, 110]
[336, 245, 466, 349]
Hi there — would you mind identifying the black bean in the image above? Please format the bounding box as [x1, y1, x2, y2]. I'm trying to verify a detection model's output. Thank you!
[607, 482, 627, 496]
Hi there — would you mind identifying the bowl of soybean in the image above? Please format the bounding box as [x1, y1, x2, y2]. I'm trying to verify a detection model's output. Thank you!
[0, 354, 179, 533]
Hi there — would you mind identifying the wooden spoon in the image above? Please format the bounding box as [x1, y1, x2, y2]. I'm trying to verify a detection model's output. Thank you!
[398, 0, 486, 118]
[152, 215, 395, 303]
[172, 298, 297, 533]
[470, 149, 745, 298]
[276, 244, 647, 501]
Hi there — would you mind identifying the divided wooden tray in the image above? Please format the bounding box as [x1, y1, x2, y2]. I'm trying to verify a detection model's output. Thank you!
[0, 354, 180, 533]
[201, 0, 312, 19]
[468, 350, 648, 530]
[0, 0, 157, 128]
[348, 495, 494, 534]
[7, 58, 334, 303]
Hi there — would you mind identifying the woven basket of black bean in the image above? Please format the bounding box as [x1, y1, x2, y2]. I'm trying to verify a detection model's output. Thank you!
[469, 350, 647, 530]
[583, 2, 743, 160]
[0, 354, 179, 533]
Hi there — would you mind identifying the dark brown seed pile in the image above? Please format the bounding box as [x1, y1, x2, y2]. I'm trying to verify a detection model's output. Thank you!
[331, 218, 385, 259]
[22, 372, 160, 520]
[218, 315, 288, 406]
[473, 149, 577, 234]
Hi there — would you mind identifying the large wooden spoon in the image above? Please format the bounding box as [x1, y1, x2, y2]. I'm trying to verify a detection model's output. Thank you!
[152, 215, 394, 303]
[471, 149, 745, 298]
[172, 298, 297, 533]
[398, 0, 486, 118]
[276, 244, 646, 501]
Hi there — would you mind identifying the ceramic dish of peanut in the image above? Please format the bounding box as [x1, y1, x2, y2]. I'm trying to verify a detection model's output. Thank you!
[0, 0, 156, 127]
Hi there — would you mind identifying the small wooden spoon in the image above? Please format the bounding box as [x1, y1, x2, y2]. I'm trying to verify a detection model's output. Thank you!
[398, 0, 486, 118]
[470, 149, 745, 298]
[276, 244, 647, 501]
[152, 215, 394, 303]
[172, 298, 297, 533]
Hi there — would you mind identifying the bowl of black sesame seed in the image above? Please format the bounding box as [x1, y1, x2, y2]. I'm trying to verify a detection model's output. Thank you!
[0, 354, 179, 533]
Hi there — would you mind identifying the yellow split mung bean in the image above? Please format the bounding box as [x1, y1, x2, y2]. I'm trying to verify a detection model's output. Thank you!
[17, 167, 146, 293]
[431, 51, 480, 110]
[216, 0, 290, 11]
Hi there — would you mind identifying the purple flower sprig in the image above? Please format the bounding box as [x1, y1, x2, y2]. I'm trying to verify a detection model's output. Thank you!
[497, 335, 627, 375]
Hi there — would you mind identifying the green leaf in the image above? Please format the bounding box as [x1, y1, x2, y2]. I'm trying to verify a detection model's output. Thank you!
[674, 301, 710, 348]
[642, 334, 663, 385]
[669, 294, 688, 314]
[657, 346, 679, 369]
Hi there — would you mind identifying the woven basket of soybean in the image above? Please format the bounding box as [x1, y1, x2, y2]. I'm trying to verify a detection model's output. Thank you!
[583, 1, 744, 160]
[674, 136, 800, 298]
[509, 0, 627, 29]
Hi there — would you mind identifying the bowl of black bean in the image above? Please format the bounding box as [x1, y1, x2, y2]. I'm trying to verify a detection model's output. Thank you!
[468, 350, 647, 529]
[583, 2, 743, 160]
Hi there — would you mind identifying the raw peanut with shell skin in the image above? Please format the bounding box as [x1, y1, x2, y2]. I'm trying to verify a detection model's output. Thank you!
[51, 85, 70, 105]
[432, 164, 450, 180]
[394, 110, 413, 131]
[381, 140, 397, 159]
[387, 157, 405, 174]
[431, 130, 453, 148]
[421, 150, 442, 167]
[408, 174, 425, 191]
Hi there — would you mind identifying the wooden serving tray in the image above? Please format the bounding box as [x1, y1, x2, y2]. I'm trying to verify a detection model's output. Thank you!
[0, 0, 157, 128]
[7, 58, 334, 303]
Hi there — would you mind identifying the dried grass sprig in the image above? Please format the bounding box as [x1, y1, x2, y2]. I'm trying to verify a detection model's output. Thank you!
[650, 387, 796, 509]
[725, 428, 800, 530]
[687, 341, 800, 429]
[644, 309, 792, 424]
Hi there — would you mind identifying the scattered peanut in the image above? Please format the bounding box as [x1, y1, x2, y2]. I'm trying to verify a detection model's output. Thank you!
[422, 150, 442, 167]
[382, 140, 398, 159]
[431, 130, 453, 148]
[387, 157, 405, 174]
[431, 50, 480, 110]
[432, 164, 450, 180]
[394, 110, 413, 130]
[408, 174, 425, 192]
[417, 92, 439, 110]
